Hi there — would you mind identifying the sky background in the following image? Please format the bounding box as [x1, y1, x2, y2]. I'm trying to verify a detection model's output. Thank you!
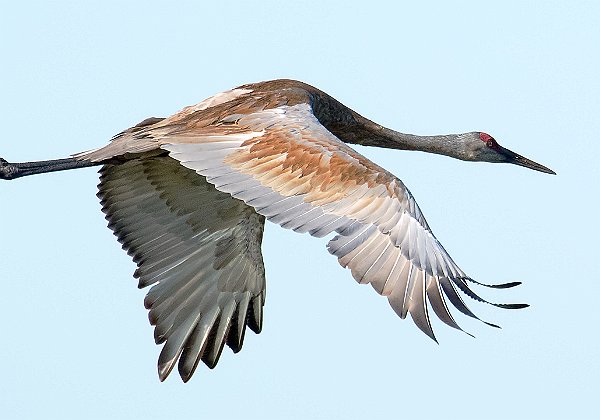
[1, 1, 598, 419]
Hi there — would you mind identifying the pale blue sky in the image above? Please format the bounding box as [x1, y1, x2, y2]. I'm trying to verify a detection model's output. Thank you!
[1, 1, 598, 419]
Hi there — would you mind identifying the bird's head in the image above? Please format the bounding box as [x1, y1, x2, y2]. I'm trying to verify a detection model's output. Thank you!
[462, 132, 555, 174]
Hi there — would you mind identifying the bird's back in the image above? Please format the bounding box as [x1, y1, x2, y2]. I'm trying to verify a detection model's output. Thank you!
[74, 79, 364, 163]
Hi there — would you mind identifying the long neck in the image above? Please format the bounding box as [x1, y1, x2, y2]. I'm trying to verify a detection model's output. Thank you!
[309, 93, 471, 161]
[328, 114, 471, 161]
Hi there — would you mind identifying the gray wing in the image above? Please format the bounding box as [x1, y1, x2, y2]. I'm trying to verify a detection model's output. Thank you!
[161, 103, 526, 341]
[98, 154, 266, 382]
[81, 92, 525, 352]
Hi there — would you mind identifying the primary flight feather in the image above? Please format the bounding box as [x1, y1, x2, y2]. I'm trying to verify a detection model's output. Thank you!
[0, 79, 554, 382]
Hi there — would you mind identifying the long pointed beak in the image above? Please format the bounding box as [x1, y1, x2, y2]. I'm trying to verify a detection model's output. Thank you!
[499, 146, 556, 175]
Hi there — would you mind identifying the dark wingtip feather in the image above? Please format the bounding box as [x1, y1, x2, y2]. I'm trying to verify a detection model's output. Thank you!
[463, 277, 522, 289]
[439, 277, 507, 330]
[496, 303, 530, 310]
[178, 355, 197, 383]
[462, 330, 476, 338]
[247, 294, 264, 334]
[496, 281, 522, 289]
[226, 315, 247, 353]
[201, 339, 227, 370]
[452, 278, 529, 310]
[157, 348, 179, 382]
[158, 364, 171, 382]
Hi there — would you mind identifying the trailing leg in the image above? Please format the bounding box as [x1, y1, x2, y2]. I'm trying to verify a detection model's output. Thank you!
[0, 157, 100, 180]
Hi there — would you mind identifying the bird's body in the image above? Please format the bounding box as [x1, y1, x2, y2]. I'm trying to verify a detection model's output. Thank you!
[0, 79, 554, 382]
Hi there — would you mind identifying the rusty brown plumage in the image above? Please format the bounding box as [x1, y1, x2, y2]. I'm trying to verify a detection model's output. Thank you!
[2, 78, 543, 382]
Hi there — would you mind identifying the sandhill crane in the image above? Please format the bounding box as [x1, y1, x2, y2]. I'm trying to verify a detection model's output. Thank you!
[0, 79, 554, 382]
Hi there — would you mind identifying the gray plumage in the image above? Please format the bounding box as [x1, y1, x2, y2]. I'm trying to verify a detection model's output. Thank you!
[0, 79, 554, 382]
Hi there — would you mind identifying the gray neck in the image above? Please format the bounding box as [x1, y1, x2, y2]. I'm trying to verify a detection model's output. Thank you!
[392, 130, 475, 161]
[309, 95, 472, 161]
[334, 117, 471, 161]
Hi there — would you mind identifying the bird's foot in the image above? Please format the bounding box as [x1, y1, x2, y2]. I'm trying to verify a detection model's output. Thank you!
[0, 158, 19, 180]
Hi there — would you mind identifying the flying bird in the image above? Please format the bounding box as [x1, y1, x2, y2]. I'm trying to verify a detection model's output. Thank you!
[0, 79, 555, 382]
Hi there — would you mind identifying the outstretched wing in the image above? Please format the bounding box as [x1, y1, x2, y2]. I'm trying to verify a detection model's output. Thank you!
[160, 102, 525, 342]
[98, 155, 266, 382]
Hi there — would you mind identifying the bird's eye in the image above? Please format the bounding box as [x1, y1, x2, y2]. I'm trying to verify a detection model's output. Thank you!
[487, 139, 496, 148]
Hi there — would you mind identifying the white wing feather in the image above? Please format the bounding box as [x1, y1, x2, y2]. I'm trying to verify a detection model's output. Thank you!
[160, 103, 522, 342]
